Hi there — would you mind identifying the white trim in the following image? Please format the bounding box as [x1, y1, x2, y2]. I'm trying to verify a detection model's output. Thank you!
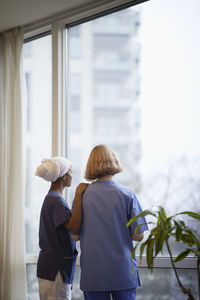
[139, 256, 197, 269]
[65, 28, 70, 158]
[24, 25, 51, 41]
[24, 0, 146, 34]
[26, 255, 197, 269]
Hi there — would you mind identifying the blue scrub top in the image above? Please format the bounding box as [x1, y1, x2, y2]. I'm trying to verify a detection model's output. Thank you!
[80, 180, 148, 291]
[37, 190, 78, 283]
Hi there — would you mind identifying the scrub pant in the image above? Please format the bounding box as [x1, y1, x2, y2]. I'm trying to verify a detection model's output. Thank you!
[83, 288, 136, 300]
[38, 271, 71, 300]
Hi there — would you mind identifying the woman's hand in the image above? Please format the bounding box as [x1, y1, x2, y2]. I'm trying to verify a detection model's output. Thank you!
[75, 182, 89, 195]
[63, 183, 89, 234]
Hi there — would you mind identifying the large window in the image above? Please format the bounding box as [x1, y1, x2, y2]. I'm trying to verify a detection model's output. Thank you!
[23, 0, 200, 298]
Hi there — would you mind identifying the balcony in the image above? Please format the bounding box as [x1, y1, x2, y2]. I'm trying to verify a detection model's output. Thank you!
[94, 133, 131, 145]
[93, 86, 139, 108]
[93, 53, 137, 72]
[93, 97, 136, 109]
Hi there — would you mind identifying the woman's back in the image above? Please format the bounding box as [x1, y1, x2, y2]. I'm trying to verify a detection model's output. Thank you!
[80, 180, 141, 291]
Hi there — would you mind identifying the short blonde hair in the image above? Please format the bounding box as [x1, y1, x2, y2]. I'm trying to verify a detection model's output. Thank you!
[84, 144, 123, 181]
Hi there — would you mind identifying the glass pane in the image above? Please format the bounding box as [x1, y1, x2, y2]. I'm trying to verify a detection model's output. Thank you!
[26, 264, 198, 300]
[66, 8, 142, 202]
[66, 0, 200, 256]
[26, 264, 39, 300]
[23, 34, 52, 256]
[137, 268, 198, 300]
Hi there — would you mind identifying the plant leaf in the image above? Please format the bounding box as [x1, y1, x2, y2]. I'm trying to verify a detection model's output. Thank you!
[133, 223, 145, 235]
[127, 210, 156, 227]
[131, 245, 136, 260]
[154, 228, 166, 255]
[173, 249, 191, 263]
[138, 233, 154, 266]
[146, 238, 154, 272]
[180, 234, 195, 247]
[139, 242, 146, 266]
[187, 229, 200, 249]
[130, 244, 138, 273]
[174, 220, 182, 241]
[177, 211, 200, 221]
[158, 206, 167, 222]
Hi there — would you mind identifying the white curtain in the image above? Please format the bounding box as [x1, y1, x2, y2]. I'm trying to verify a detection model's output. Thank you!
[0, 27, 27, 300]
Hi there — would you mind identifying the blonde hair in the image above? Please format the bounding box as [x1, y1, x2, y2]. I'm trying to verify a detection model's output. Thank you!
[84, 144, 123, 181]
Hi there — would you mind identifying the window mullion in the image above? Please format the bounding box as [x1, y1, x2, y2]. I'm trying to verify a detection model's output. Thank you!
[52, 21, 66, 156]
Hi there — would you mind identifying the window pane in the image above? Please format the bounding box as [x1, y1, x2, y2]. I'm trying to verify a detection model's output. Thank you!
[23, 34, 52, 255]
[70, 266, 198, 300]
[66, 9, 142, 204]
[66, 0, 200, 257]
[26, 264, 39, 300]
[25, 263, 198, 299]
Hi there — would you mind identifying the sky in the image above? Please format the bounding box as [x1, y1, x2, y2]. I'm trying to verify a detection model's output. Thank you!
[137, 0, 200, 170]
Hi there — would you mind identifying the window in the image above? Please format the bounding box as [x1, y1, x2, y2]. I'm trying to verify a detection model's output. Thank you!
[23, 0, 200, 298]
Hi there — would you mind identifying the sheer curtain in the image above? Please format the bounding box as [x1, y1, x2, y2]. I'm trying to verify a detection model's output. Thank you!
[0, 27, 27, 300]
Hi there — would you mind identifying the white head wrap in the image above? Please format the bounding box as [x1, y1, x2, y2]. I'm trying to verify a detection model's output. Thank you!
[35, 156, 71, 182]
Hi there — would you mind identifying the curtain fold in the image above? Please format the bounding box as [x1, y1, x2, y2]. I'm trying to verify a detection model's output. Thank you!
[0, 27, 27, 300]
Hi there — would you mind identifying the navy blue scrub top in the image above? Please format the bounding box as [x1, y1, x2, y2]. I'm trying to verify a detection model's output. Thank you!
[37, 190, 78, 283]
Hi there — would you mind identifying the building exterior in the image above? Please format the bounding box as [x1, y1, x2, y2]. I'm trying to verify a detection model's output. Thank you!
[68, 8, 142, 198]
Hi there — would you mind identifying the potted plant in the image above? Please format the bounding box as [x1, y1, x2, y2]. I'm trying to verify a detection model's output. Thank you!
[127, 206, 200, 300]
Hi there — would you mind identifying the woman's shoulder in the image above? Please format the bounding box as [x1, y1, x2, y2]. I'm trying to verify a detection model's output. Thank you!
[114, 181, 132, 191]
[85, 180, 135, 198]
[110, 181, 136, 198]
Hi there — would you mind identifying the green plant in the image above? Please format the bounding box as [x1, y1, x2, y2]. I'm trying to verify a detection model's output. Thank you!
[127, 206, 200, 300]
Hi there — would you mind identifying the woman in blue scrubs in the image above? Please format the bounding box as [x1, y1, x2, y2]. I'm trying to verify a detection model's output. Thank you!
[80, 145, 148, 300]
[35, 156, 88, 300]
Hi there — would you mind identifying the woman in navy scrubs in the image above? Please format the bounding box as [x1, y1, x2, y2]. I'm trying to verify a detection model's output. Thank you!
[35, 156, 88, 300]
[80, 145, 148, 300]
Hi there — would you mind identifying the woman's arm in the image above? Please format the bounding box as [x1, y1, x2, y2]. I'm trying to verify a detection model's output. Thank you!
[132, 232, 144, 241]
[63, 183, 88, 234]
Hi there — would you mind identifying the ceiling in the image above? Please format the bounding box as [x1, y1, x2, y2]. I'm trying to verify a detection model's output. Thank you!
[0, 0, 91, 32]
